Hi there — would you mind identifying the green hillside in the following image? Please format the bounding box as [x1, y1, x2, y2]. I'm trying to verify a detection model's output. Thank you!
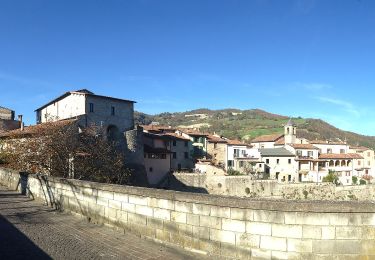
[134, 109, 375, 150]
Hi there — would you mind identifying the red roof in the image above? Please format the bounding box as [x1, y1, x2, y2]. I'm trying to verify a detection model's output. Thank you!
[251, 133, 284, 143]
[0, 119, 77, 138]
[290, 144, 319, 150]
[207, 135, 227, 143]
[319, 153, 363, 160]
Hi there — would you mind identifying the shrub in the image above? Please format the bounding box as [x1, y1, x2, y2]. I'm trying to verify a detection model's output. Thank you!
[322, 170, 339, 185]
[227, 168, 242, 176]
[352, 176, 358, 185]
[360, 179, 367, 185]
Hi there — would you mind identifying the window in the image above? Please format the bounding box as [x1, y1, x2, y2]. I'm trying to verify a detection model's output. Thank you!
[184, 152, 189, 159]
[358, 160, 361, 166]
[297, 150, 302, 156]
[266, 159, 270, 164]
[214, 143, 217, 149]
[173, 152, 177, 159]
[228, 160, 234, 167]
[308, 151, 313, 157]
[327, 149, 332, 154]
[277, 159, 280, 164]
[89, 103, 94, 113]
[173, 140, 176, 146]
[288, 159, 292, 164]
[184, 141, 188, 147]
[368, 152, 371, 157]
[149, 167, 153, 172]
[239, 161, 244, 167]
[111, 106, 115, 116]
[161, 154, 166, 159]
[340, 149, 345, 154]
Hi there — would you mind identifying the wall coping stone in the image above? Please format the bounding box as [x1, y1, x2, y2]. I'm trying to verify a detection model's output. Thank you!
[2, 167, 375, 213]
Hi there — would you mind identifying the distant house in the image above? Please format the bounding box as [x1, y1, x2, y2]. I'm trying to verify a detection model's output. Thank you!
[0, 106, 20, 132]
[35, 89, 135, 139]
[260, 147, 297, 182]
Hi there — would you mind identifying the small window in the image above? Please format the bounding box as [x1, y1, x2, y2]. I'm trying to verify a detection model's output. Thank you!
[228, 160, 233, 167]
[161, 154, 166, 159]
[239, 161, 244, 167]
[173, 140, 176, 146]
[149, 167, 153, 172]
[111, 106, 115, 116]
[288, 159, 291, 164]
[266, 159, 270, 164]
[173, 152, 177, 159]
[340, 149, 345, 154]
[184, 152, 189, 159]
[184, 141, 188, 147]
[308, 151, 313, 157]
[214, 143, 217, 149]
[89, 103, 94, 113]
[277, 159, 280, 164]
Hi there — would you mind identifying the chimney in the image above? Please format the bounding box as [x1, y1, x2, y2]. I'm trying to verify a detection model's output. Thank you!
[18, 115, 24, 131]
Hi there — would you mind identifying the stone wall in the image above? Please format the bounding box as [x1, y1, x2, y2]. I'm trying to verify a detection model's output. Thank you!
[171, 172, 375, 201]
[0, 119, 20, 132]
[0, 167, 375, 259]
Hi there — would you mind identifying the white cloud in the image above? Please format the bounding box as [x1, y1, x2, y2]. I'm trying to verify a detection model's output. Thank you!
[315, 96, 361, 117]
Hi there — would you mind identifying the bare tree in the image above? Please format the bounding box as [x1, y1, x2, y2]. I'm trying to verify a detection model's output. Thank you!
[0, 121, 131, 185]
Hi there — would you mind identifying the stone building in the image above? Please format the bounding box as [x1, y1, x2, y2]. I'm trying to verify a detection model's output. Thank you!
[35, 89, 135, 139]
[0, 106, 21, 132]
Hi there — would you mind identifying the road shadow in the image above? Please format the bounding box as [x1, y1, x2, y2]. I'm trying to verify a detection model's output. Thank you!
[0, 214, 51, 259]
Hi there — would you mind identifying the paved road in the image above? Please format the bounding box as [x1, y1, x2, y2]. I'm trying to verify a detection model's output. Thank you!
[0, 186, 205, 260]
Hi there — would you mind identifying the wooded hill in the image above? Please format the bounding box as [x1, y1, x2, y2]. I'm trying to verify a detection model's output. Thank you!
[135, 109, 375, 149]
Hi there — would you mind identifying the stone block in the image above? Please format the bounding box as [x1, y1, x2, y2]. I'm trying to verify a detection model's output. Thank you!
[128, 212, 147, 226]
[96, 197, 109, 207]
[222, 218, 246, 233]
[251, 248, 271, 260]
[296, 213, 330, 226]
[192, 203, 211, 216]
[210, 206, 231, 219]
[128, 195, 148, 206]
[272, 224, 302, 239]
[199, 240, 221, 255]
[361, 240, 375, 255]
[284, 212, 297, 225]
[361, 213, 375, 225]
[329, 213, 349, 226]
[171, 211, 187, 224]
[209, 229, 236, 245]
[231, 208, 253, 221]
[149, 198, 174, 210]
[113, 193, 128, 203]
[174, 201, 193, 213]
[260, 236, 287, 251]
[335, 227, 362, 240]
[303, 226, 322, 239]
[186, 213, 199, 226]
[108, 199, 122, 210]
[147, 217, 163, 229]
[220, 242, 237, 259]
[98, 190, 114, 200]
[178, 223, 193, 236]
[235, 233, 260, 248]
[334, 240, 361, 254]
[253, 210, 284, 224]
[287, 238, 313, 253]
[321, 226, 335, 240]
[153, 208, 171, 221]
[246, 222, 272, 236]
[105, 207, 117, 219]
[312, 240, 336, 254]
[121, 202, 136, 213]
[199, 215, 221, 229]
[192, 226, 210, 240]
[135, 205, 153, 217]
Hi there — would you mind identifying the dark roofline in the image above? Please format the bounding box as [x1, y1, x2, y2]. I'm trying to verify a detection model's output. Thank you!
[35, 90, 136, 112]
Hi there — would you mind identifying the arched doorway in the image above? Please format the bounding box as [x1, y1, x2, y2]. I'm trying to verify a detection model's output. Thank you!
[107, 125, 120, 142]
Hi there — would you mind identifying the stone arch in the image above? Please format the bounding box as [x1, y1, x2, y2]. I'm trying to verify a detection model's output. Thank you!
[107, 125, 120, 142]
[329, 160, 334, 167]
[335, 160, 340, 167]
[341, 160, 346, 167]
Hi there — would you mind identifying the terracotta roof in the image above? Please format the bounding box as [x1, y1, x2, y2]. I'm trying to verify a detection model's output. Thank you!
[319, 153, 364, 160]
[207, 135, 227, 143]
[350, 146, 371, 152]
[35, 90, 135, 112]
[141, 125, 176, 132]
[226, 139, 249, 146]
[0, 119, 77, 138]
[274, 137, 285, 145]
[289, 144, 319, 150]
[251, 133, 284, 143]
[179, 129, 209, 137]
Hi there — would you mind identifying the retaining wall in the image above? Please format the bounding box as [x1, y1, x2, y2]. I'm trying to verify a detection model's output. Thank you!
[171, 172, 375, 201]
[0, 167, 374, 259]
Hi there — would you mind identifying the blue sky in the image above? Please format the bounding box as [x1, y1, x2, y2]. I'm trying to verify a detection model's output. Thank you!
[1, 0, 375, 135]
